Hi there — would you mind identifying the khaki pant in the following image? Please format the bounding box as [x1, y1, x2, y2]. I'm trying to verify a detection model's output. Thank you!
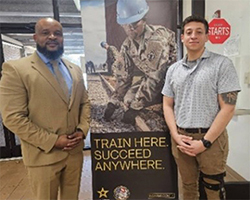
[172, 129, 229, 200]
[27, 151, 83, 200]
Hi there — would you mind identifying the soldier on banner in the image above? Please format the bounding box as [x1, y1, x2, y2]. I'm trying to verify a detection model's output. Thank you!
[101, 41, 119, 74]
[102, 0, 177, 125]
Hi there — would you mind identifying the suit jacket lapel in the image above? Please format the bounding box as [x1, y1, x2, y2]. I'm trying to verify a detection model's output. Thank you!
[62, 58, 78, 109]
[30, 52, 69, 104]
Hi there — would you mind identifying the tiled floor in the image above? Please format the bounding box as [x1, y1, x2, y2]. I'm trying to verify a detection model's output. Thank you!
[0, 150, 93, 200]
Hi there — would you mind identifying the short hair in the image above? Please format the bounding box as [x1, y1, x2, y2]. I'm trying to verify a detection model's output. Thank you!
[181, 15, 209, 34]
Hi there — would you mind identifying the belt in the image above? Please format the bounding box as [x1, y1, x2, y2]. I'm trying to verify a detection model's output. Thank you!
[177, 126, 209, 133]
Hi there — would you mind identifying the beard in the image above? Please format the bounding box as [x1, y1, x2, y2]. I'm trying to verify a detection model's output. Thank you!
[36, 43, 64, 60]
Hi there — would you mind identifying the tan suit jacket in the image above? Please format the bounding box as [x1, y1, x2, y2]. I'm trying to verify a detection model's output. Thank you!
[0, 52, 90, 166]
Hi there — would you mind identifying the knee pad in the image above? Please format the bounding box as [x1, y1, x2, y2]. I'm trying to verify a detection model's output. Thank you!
[199, 171, 226, 200]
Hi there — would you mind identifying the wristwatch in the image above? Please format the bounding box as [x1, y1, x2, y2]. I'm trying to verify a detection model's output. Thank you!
[201, 137, 212, 148]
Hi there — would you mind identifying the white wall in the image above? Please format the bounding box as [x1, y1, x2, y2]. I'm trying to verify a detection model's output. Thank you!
[205, 0, 250, 180]
[227, 115, 250, 180]
[183, 0, 192, 19]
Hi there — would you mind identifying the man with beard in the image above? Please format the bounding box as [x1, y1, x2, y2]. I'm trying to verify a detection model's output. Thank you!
[0, 18, 90, 200]
[103, 0, 177, 125]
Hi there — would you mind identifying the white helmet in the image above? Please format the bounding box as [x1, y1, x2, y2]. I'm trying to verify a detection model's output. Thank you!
[116, 0, 149, 25]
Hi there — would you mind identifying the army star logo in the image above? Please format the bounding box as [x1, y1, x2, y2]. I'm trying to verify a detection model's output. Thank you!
[97, 187, 109, 198]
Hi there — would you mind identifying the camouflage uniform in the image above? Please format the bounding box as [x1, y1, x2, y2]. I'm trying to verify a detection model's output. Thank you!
[108, 24, 177, 111]
[106, 45, 117, 73]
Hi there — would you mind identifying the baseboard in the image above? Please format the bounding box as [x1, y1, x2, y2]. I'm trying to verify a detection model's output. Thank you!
[225, 165, 246, 182]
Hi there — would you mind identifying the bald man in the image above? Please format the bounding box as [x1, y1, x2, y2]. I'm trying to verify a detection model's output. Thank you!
[0, 18, 90, 199]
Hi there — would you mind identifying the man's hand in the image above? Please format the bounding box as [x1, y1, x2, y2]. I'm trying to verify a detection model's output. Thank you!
[54, 130, 84, 151]
[64, 130, 84, 150]
[177, 139, 206, 157]
[173, 134, 193, 147]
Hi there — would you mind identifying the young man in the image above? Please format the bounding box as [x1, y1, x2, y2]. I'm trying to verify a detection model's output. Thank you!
[0, 18, 90, 199]
[162, 15, 241, 200]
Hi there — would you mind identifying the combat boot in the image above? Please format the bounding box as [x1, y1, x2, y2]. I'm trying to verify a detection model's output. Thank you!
[104, 102, 117, 121]
[121, 108, 138, 125]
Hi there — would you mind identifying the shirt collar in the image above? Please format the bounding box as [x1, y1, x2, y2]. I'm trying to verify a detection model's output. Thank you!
[182, 48, 211, 67]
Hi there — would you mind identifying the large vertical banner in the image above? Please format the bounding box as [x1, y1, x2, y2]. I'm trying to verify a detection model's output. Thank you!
[81, 0, 178, 199]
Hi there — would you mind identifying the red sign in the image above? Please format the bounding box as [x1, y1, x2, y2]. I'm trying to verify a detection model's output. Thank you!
[209, 18, 231, 44]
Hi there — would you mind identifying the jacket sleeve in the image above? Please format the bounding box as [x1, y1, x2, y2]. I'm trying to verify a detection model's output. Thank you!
[76, 67, 91, 138]
[0, 62, 58, 153]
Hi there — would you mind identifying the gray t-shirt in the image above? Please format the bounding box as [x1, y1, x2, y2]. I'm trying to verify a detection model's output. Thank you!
[162, 49, 241, 128]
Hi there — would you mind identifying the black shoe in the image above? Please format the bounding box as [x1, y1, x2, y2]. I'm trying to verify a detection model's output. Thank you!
[121, 109, 138, 125]
[104, 103, 117, 121]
